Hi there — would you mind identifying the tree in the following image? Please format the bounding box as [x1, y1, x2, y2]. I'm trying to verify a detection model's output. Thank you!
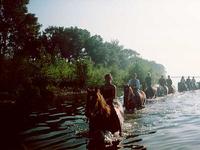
[0, 0, 40, 58]
[41, 26, 90, 62]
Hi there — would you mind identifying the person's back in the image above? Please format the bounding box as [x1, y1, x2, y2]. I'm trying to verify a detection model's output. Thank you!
[128, 73, 144, 108]
[100, 73, 122, 135]
[145, 72, 152, 88]
[166, 75, 172, 86]
[186, 77, 191, 85]
[128, 73, 140, 92]
[100, 74, 116, 107]
[186, 76, 192, 90]
[191, 77, 196, 89]
[159, 75, 166, 87]
[192, 77, 196, 83]
[129, 79, 140, 91]
[180, 76, 185, 83]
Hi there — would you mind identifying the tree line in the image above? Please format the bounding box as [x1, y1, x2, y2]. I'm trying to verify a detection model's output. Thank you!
[0, 0, 166, 107]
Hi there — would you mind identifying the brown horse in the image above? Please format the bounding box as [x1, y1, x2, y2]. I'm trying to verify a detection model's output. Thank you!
[167, 85, 176, 94]
[145, 86, 157, 99]
[85, 88, 123, 139]
[124, 85, 146, 112]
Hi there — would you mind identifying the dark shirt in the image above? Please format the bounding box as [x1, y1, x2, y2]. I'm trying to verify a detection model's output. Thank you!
[159, 78, 166, 86]
[100, 84, 116, 106]
[186, 78, 191, 84]
[166, 78, 172, 86]
[145, 76, 152, 88]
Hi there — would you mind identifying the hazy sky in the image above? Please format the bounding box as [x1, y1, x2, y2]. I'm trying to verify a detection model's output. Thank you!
[28, 0, 200, 76]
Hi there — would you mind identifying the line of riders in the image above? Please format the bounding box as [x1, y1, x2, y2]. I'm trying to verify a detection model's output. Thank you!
[85, 73, 200, 148]
[85, 73, 175, 148]
[178, 76, 200, 92]
[129, 72, 175, 100]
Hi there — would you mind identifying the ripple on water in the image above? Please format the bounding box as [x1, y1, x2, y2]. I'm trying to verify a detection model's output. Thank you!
[20, 90, 200, 149]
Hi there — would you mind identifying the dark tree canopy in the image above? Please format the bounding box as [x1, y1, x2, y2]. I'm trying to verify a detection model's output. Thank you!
[0, 0, 40, 58]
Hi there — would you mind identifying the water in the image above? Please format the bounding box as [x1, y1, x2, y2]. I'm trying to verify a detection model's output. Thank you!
[130, 90, 200, 150]
[20, 89, 200, 150]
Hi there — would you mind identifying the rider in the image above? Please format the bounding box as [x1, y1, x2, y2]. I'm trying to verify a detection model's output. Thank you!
[186, 76, 192, 90]
[180, 76, 186, 83]
[145, 72, 152, 88]
[128, 73, 143, 108]
[100, 73, 122, 136]
[191, 76, 196, 89]
[166, 75, 172, 87]
[159, 75, 166, 87]
[100, 73, 116, 107]
[158, 75, 168, 95]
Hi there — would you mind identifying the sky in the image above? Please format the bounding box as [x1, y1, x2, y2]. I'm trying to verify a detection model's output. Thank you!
[28, 0, 200, 77]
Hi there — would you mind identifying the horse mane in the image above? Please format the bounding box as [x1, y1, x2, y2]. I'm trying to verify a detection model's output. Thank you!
[96, 91, 111, 117]
[128, 86, 135, 100]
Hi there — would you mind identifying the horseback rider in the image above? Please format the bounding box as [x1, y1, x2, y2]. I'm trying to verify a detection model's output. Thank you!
[128, 73, 143, 108]
[145, 72, 152, 88]
[186, 76, 192, 90]
[159, 75, 166, 87]
[158, 75, 168, 95]
[180, 76, 186, 83]
[191, 76, 196, 90]
[100, 73, 116, 107]
[166, 75, 172, 87]
[100, 73, 122, 135]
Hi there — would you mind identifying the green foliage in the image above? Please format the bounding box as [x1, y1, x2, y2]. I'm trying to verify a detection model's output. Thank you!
[87, 64, 109, 86]
[42, 58, 75, 79]
[0, 0, 167, 111]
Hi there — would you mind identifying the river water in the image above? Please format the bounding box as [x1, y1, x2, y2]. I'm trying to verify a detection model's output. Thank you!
[20, 78, 200, 150]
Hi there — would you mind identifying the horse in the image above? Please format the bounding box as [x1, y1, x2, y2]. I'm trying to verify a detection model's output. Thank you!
[145, 86, 157, 99]
[178, 82, 188, 92]
[167, 85, 176, 94]
[124, 85, 146, 112]
[157, 85, 168, 97]
[85, 88, 124, 147]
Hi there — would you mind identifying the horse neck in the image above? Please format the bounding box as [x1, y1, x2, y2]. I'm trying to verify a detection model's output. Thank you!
[96, 92, 111, 117]
[128, 87, 135, 99]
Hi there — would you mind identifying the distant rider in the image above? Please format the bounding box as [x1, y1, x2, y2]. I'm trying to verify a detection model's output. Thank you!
[186, 76, 192, 90]
[166, 75, 172, 87]
[191, 76, 196, 90]
[128, 73, 143, 108]
[180, 76, 186, 83]
[159, 75, 166, 87]
[145, 72, 152, 88]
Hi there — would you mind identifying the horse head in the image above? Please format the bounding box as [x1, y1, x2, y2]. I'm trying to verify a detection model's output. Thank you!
[86, 87, 111, 120]
[123, 85, 137, 111]
[124, 85, 146, 111]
